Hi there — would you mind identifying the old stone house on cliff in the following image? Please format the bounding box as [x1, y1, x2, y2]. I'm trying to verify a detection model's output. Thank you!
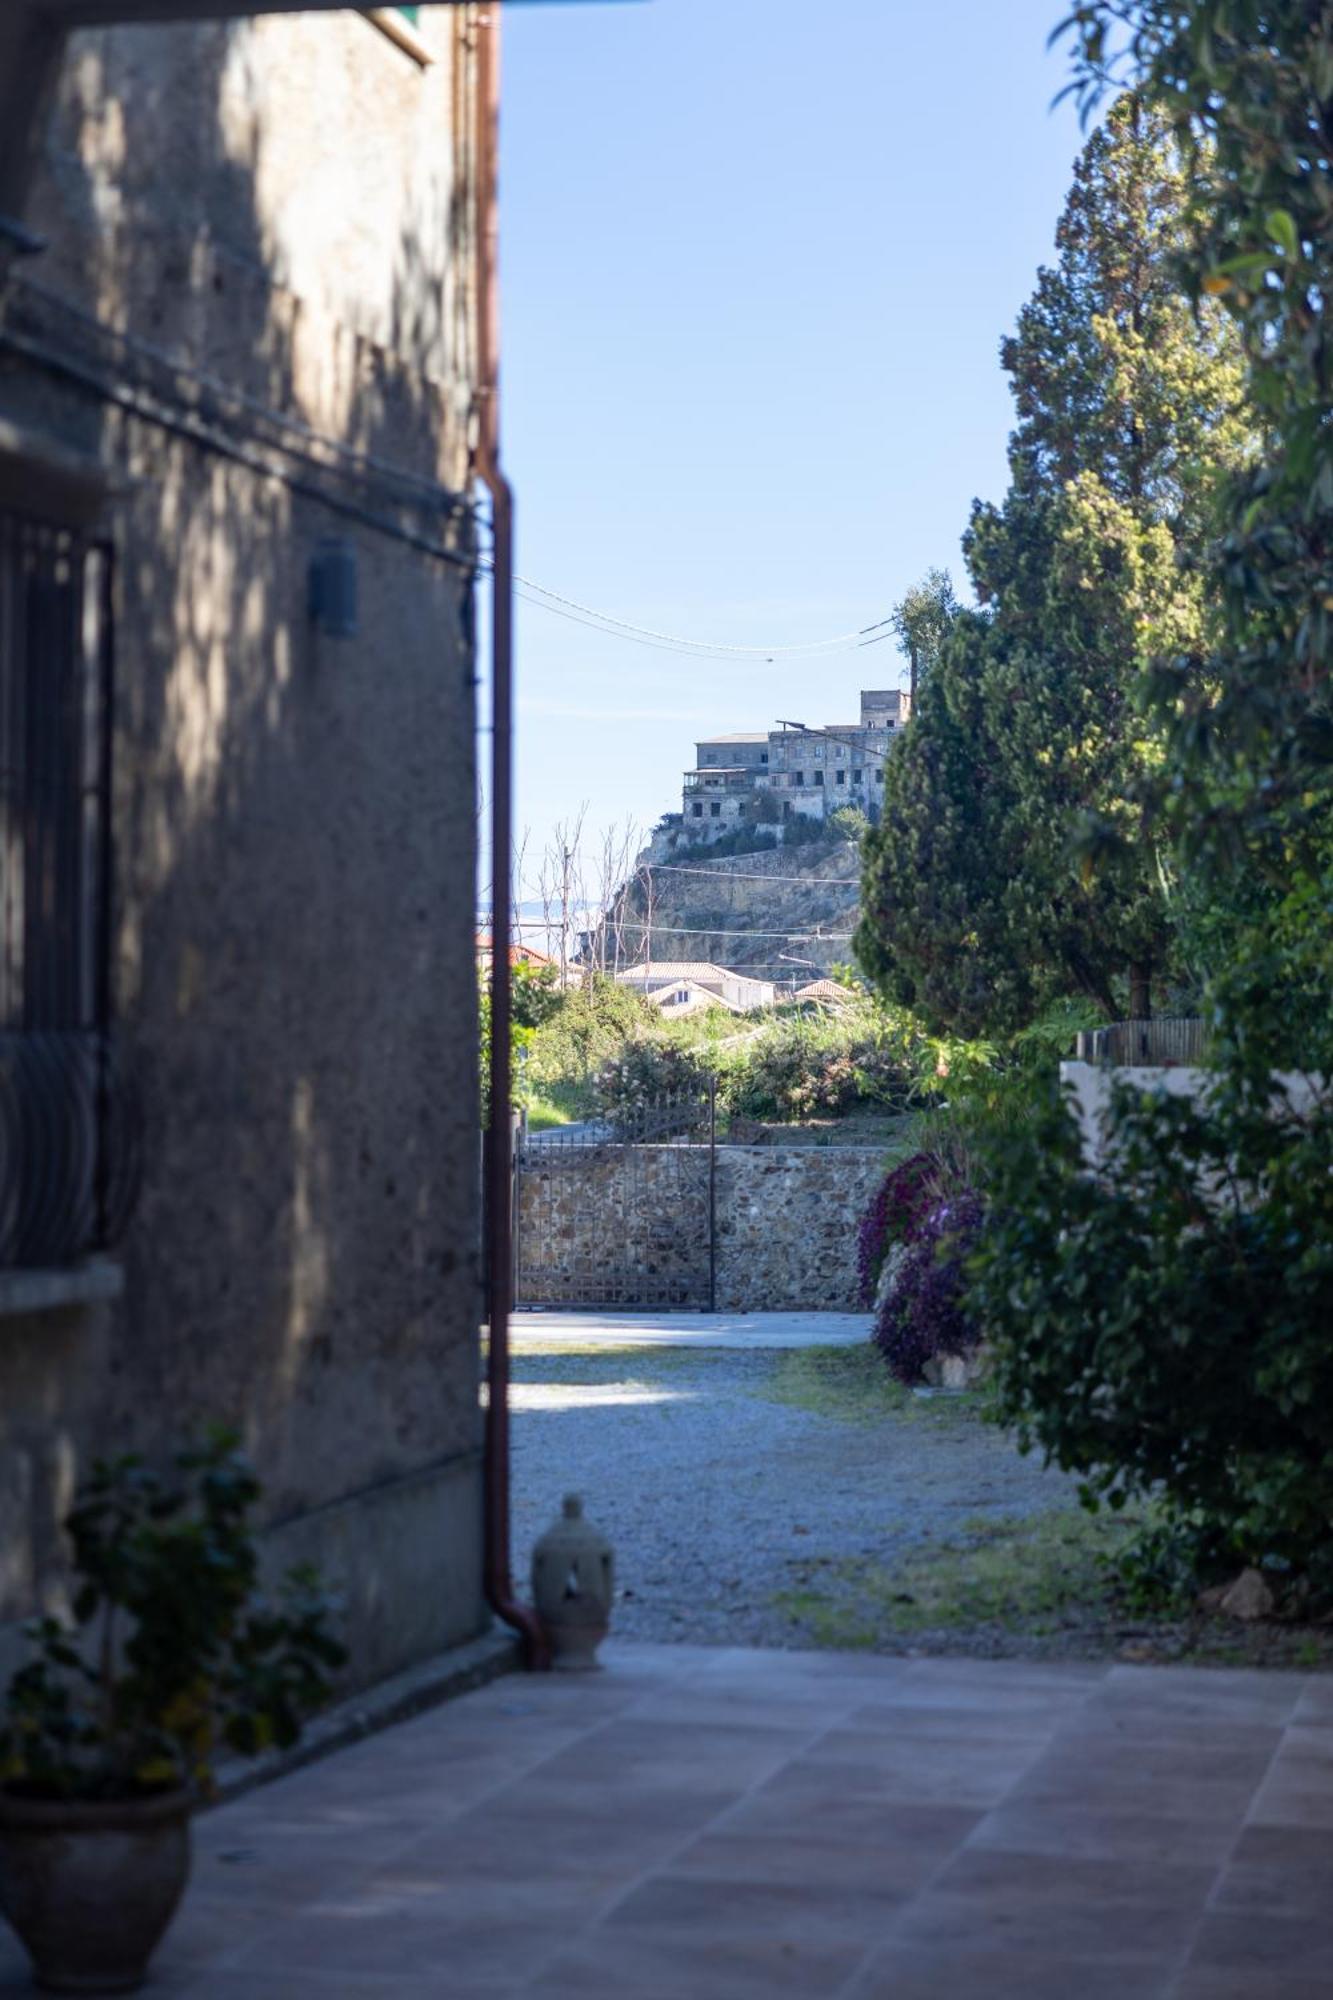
[0, 7, 486, 1691]
[678, 689, 912, 846]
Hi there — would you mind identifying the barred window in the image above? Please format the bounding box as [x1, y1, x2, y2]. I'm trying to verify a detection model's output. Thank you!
[0, 511, 135, 1267]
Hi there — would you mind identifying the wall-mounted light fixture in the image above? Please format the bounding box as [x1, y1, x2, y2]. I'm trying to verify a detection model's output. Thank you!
[308, 537, 359, 638]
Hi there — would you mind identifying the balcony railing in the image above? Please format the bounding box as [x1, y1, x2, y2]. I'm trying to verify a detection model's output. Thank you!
[0, 1031, 141, 1268]
[683, 769, 752, 794]
[1074, 1018, 1207, 1068]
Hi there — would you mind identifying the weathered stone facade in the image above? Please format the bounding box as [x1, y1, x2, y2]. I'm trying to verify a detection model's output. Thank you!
[516, 1144, 884, 1312]
[714, 1146, 884, 1311]
[0, 10, 485, 1691]
[677, 690, 913, 846]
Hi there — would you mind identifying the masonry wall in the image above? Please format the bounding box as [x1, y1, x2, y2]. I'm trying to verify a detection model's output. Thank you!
[516, 1145, 884, 1313]
[0, 10, 485, 1691]
[714, 1147, 884, 1311]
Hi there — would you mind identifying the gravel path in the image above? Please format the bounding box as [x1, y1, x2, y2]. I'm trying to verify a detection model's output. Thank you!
[510, 1340, 1074, 1651]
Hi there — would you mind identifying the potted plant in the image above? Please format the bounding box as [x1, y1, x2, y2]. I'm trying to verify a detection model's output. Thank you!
[0, 1431, 345, 1994]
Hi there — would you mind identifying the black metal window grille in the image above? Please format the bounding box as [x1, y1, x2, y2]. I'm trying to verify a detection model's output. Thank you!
[0, 508, 138, 1268]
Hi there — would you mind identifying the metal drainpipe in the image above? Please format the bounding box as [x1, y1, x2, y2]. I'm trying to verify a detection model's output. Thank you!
[474, 2, 550, 1670]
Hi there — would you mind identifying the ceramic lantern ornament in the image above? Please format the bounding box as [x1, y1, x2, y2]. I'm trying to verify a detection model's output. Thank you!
[531, 1494, 614, 1670]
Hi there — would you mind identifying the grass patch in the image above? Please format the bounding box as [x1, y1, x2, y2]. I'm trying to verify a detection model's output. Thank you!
[773, 1505, 1145, 1648]
[773, 1504, 1333, 1667]
[762, 1344, 909, 1422]
[525, 1089, 578, 1132]
[761, 1343, 984, 1430]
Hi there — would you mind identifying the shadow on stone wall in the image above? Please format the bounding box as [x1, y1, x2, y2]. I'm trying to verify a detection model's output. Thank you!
[1, 13, 483, 1654]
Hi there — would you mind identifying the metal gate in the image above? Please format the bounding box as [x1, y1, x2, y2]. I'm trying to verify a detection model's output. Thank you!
[514, 1088, 717, 1309]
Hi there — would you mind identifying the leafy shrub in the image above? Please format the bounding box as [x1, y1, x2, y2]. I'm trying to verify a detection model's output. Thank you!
[594, 1036, 711, 1124]
[969, 1067, 1333, 1592]
[874, 1190, 984, 1385]
[727, 1020, 909, 1123]
[827, 805, 870, 844]
[1, 1434, 344, 1800]
[525, 978, 654, 1099]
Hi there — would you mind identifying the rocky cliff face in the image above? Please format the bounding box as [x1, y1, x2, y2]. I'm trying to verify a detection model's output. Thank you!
[603, 840, 863, 984]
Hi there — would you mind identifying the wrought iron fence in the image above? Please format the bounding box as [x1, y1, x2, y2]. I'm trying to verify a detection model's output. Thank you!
[0, 510, 137, 1268]
[1074, 1018, 1207, 1067]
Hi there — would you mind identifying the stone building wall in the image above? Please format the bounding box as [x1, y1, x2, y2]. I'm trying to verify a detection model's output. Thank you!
[0, 9, 485, 1691]
[516, 1144, 884, 1313]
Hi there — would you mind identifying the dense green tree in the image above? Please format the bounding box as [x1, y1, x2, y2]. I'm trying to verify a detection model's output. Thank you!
[1060, 1, 1333, 1064]
[967, 6, 1333, 1598]
[856, 608, 1037, 1036]
[858, 96, 1250, 1033]
[891, 567, 959, 701]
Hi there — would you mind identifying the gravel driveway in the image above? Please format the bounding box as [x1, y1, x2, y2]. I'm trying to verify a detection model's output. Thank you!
[509, 1330, 1074, 1653]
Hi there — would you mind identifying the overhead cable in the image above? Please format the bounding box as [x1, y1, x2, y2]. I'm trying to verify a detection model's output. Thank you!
[643, 863, 862, 886]
[477, 558, 896, 662]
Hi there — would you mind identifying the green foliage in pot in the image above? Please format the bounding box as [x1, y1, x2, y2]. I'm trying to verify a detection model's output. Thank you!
[0, 1433, 346, 1801]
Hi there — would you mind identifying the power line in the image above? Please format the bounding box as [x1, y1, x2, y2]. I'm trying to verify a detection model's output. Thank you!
[510, 918, 855, 941]
[479, 558, 896, 663]
[643, 863, 862, 886]
[606, 921, 857, 941]
[511, 571, 890, 655]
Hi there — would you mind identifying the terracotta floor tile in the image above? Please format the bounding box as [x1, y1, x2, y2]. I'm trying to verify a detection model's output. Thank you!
[221, 1904, 568, 1985]
[666, 1825, 953, 1897]
[1029, 1730, 1278, 1789]
[1095, 1664, 1307, 1721]
[1184, 1912, 1333, 1983]
[172, 1979, 512, 2000]
[1246, 1770, 1333, 1829]
[848, 1942, 1178, 2000]
[1270, 1721, 1333, 1773]
[751, 1741, 1034, 1811]
[1009, 1754, 1259, 1823]
[966, 1798, 1243, 1866]
[846, 1699, 1059, 1745]
[1293, 1683, 1333, 1725]
[1173, 1973, 1333, 2000]
[600, 1869, 903, 1945]
[1230, 1820, 1333, 1872]
[527, 1716, 810, 1792]
[931, 1843, 1217, 1913]
[720, 1785, 984, 1854]
[1212, 1859, 1333, 1922]
[887, 1883, 1204, 1964]
[534, 1925, 861, 1998]
[6, 1645, 1326, 1998]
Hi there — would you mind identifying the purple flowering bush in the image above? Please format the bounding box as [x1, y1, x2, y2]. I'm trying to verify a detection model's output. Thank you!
[858, 1150, 986, 1384]
[873, 1190, 984, 1384]
[855, 1152, 937, 1306]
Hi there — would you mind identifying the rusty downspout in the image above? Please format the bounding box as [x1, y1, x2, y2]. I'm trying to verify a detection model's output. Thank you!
[474, 2, 550, 1669]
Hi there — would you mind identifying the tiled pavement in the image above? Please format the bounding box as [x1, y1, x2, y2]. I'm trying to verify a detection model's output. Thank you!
[3, 1642, 1330, 1997]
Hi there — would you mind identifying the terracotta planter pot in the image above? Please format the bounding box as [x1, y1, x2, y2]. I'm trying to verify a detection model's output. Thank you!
[0, 1788, 191, 1993]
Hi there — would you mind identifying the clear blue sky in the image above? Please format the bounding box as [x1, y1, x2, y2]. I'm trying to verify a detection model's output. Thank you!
[498, 0, 1088, 894]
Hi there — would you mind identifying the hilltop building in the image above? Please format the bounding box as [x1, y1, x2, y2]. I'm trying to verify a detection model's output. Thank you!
[679, 690, 911, 847]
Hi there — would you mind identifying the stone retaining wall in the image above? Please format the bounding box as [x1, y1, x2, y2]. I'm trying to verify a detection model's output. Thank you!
[714, 1147, 884, 1310]
[516, 1143, 884, 1312]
